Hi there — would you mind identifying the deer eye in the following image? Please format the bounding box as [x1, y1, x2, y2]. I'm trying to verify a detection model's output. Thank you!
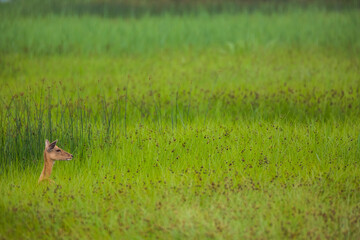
[56, 149, 61, 152]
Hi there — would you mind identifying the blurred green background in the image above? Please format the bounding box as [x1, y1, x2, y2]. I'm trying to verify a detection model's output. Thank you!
[1, 0, 359, 17]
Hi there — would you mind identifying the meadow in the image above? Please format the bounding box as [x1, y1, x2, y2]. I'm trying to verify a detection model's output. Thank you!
[0, 3, 360, 239]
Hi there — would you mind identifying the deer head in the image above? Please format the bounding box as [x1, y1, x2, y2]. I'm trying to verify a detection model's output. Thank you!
[39, 139, 74, 183]
[45, 139, 73, 161]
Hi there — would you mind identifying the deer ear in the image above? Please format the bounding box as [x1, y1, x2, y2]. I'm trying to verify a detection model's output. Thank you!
[45, 139, 50, 148]
[47, 139, 58, 151]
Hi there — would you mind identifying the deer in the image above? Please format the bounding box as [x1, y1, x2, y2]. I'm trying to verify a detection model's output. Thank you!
[38, 139, 73, 184]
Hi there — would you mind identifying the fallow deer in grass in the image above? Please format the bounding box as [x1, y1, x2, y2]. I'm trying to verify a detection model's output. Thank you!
[38, 139, 73, 184]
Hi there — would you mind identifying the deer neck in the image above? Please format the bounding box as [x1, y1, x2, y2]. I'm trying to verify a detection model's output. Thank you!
[38, 151, 55, 183]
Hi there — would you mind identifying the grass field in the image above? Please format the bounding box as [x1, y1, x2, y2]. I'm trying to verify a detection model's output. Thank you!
[1, 3, 360, 239]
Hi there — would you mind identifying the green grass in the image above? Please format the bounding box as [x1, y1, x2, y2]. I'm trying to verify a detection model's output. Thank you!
[1, 9, 359, 55]
[1, 6, 360, 240]
[1, 120, 360, 239]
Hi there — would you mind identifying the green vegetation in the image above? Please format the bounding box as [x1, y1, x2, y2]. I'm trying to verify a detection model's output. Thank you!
[1, 9, 360, 55]
[1, 3, 360, 239]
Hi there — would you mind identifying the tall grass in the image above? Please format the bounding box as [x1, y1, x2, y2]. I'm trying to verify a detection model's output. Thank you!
[0, 9, 359, 56]
[1, 49, 359, 167]
[1, 116, 360, 239]
[1, 0, 358, 18]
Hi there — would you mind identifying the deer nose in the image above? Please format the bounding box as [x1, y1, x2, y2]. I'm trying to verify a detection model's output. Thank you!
[70, 154, 73, 158]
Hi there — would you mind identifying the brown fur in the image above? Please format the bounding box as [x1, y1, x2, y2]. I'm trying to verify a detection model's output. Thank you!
[38, 139, 73, 184]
